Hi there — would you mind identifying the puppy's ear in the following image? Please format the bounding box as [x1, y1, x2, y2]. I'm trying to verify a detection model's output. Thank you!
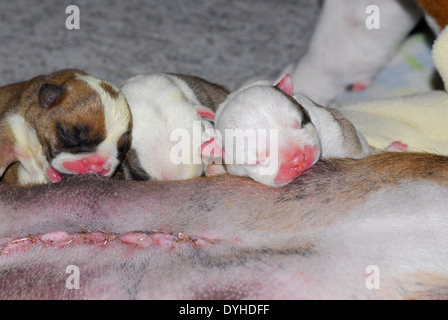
[39, 84, 65, 108]
[275, 74, 293, 96]
[195, 105, 215, 121]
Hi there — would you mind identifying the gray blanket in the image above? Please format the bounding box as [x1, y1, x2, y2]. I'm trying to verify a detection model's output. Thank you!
[0, 0, 319, 89]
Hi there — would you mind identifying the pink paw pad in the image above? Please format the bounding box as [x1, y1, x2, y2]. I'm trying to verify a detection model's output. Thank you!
[386, 141, 408, 152]
[200, 138, 223, 160]
[348, 83, 368, 92]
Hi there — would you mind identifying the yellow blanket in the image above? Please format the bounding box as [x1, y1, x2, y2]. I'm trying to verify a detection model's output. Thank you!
[340, 26, 448, 155]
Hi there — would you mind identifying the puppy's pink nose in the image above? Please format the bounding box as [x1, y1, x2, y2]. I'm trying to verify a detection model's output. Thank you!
[62, 154, 110, 175]
[274, 145, 318, 185]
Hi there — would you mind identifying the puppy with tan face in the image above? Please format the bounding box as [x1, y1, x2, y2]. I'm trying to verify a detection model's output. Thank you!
[0, 69, 132, 186]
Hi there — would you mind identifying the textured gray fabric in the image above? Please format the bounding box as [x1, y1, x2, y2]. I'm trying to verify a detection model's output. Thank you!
[0, 0, 319, 90]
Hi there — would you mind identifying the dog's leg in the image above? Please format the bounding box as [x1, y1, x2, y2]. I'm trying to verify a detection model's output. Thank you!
[416, 0, 448, 32]
[290, 0, 422, 105]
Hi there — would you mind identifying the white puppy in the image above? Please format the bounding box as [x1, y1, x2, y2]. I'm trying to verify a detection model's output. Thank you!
[202, 74, 370, 187]
[289, 0, 426, 105]
[120, 73, 228, 181]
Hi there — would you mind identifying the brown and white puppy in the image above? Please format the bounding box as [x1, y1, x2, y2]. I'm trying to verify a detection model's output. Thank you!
[0, 69, 132, 186]
[119, 73, 228, 181]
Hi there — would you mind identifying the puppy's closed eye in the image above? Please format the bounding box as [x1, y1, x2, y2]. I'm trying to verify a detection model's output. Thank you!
[56, 123, 101, 153]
